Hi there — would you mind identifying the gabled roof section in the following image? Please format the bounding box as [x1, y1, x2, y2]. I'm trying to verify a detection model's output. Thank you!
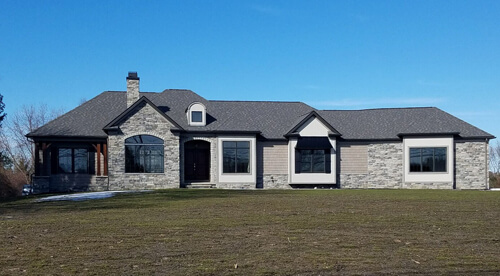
[285, 110, 341, 137]
[103, 96, 183, 131]
[317, 107, 494, 140]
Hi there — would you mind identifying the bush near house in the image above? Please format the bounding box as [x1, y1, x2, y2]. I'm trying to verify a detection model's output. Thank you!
[490, 172, 500, 188]
[1, 190, 499, 275]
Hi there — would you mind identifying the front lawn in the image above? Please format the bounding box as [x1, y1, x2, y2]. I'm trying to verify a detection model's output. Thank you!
[1, 189, 499, 275]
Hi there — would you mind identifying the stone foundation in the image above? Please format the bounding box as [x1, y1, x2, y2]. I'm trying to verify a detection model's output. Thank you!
[262, 174, 291, 189]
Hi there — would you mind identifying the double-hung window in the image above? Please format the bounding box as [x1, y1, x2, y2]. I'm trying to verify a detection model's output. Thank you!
[409, 147, 447, 172]
[222, 141, 250, 173]
[125, 135, 164, 173]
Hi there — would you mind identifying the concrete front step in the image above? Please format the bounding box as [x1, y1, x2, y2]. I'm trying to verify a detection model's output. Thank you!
[185, 183, 216, 189]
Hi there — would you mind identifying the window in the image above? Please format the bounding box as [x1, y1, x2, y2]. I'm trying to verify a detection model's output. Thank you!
[294, 137, 332, 174]
[191, 111, 202, 122]
[409, 147, 446, 172]
[125, 135, 164, 173]
[58, 148, 89, 174]
[223, 141, 250, 173]
[296, 149, 331, 173]
[299, 149, 327, 173]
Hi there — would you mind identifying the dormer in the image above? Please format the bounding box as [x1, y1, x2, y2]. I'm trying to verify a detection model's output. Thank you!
[187, 102, 207, 126]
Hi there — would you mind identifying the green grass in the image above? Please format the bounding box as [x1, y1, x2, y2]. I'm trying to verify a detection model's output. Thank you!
[1, 189, 500, 275]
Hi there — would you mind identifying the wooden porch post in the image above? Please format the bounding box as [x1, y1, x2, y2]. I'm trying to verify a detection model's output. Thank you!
[96, 143, 101, 176]
[34, 143, 40, 176]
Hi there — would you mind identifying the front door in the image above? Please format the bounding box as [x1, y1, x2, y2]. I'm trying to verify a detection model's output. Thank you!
[184, 140, 210, 182]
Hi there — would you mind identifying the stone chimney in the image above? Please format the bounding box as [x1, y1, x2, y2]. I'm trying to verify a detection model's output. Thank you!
[126, 72, 140, 107]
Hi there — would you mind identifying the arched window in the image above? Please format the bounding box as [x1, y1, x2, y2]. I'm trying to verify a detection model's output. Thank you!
[125, 135, 164, 173]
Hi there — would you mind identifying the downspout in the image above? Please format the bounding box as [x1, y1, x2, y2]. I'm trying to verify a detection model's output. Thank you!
[485, 138, 489, 190]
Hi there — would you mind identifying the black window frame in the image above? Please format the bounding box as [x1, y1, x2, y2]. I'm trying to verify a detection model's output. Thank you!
[57, 147, 89, 174]
[409, 147, 447, 173]
[295, 148, 331, 174]
[125, 135, 164, 173]
[222, 141, 250, 174]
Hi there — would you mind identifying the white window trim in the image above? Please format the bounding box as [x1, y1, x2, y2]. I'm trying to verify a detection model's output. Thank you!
[289, 137, 336, 184]
[403, 137, 454, 183]
[218, 136, 256, 183]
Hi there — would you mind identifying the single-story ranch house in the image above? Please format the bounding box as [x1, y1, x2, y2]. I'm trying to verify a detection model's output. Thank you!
[27, 72, 495, 193]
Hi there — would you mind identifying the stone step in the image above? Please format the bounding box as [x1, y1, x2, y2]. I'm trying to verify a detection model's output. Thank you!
[185, 183, 216, 189]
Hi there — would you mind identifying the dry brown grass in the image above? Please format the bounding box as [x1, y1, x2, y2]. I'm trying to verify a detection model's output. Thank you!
[1, 189, 500, 275]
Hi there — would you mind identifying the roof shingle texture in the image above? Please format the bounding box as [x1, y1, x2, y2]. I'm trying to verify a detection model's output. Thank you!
[28, 90, 493, 140]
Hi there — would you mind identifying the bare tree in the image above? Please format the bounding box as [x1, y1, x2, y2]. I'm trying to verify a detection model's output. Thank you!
[0, 93, 5, 127]
[0, 104, 63, 183]
[490, 141, 500, 174]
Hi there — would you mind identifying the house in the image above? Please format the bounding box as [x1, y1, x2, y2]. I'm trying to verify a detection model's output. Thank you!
[27, 72, 495, 193]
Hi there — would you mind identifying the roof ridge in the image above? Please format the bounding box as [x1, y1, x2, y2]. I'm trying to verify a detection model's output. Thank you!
[320, 107, 436, 112]
[210, 100, 308, 104]
[103, 91, 160, 94]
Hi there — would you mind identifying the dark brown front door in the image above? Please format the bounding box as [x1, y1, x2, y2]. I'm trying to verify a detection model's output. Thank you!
[184, 140, 210, 182]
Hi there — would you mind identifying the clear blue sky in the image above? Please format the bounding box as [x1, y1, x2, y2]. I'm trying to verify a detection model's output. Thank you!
[1, 0, 499, 139]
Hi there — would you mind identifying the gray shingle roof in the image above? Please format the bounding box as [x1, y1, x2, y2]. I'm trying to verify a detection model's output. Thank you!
[27, 90, 494, 140]
[318, 108, 494, 140]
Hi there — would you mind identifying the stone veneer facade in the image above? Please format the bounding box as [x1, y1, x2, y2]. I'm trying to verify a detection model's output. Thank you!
[338, 140, 489, 190]
[339, 142, 403, 189]
[455, 141, 488, 190]
[107, 102, 180, 190]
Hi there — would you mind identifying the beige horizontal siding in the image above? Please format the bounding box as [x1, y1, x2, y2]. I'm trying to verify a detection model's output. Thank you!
[339, 143, 368, 174]
[258, 141, 288, 174]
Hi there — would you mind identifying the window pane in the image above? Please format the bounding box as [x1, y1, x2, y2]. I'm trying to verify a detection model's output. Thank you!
[223, 148, 236, 173]
[125, 135, 163, 144]
[236, 141, 250, 149]
[74, 149, 88, 173]
[312, 150, 325, 173]
[409, 148, 421, 172]
[421, 148, 434, 172]
[126, 145, 144, 173]
[192, 111, 202, 122]
[434, 148, 447, 172]
[58, 148, 72, 173]
[236, 149, 250, 173]
[223, 141, 236, 148]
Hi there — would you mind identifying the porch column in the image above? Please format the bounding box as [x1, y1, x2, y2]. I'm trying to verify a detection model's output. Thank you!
[34, 142, 40, 176]
[96, 143, 101, 176]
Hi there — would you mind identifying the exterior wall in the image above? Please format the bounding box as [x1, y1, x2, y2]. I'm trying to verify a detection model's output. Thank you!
[455, 141, 488, 190]
[338, 142, 402, 188]
[217, 136, 257, 187]
[107, 102, 180, 190]
[32, 175, 108, 194]
[180, 135, 218, 186]
[367, 142, 403, 188]
[257, 141, 290, 189]
[338, 142, 369, 188]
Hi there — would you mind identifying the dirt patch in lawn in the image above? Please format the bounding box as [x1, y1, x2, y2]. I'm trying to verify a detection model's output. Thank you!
[1, 189, 499, 275]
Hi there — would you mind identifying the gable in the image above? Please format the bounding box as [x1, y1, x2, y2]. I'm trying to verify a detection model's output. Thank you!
[103, 96, 183, 133]
[296, 117, 331, 137]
